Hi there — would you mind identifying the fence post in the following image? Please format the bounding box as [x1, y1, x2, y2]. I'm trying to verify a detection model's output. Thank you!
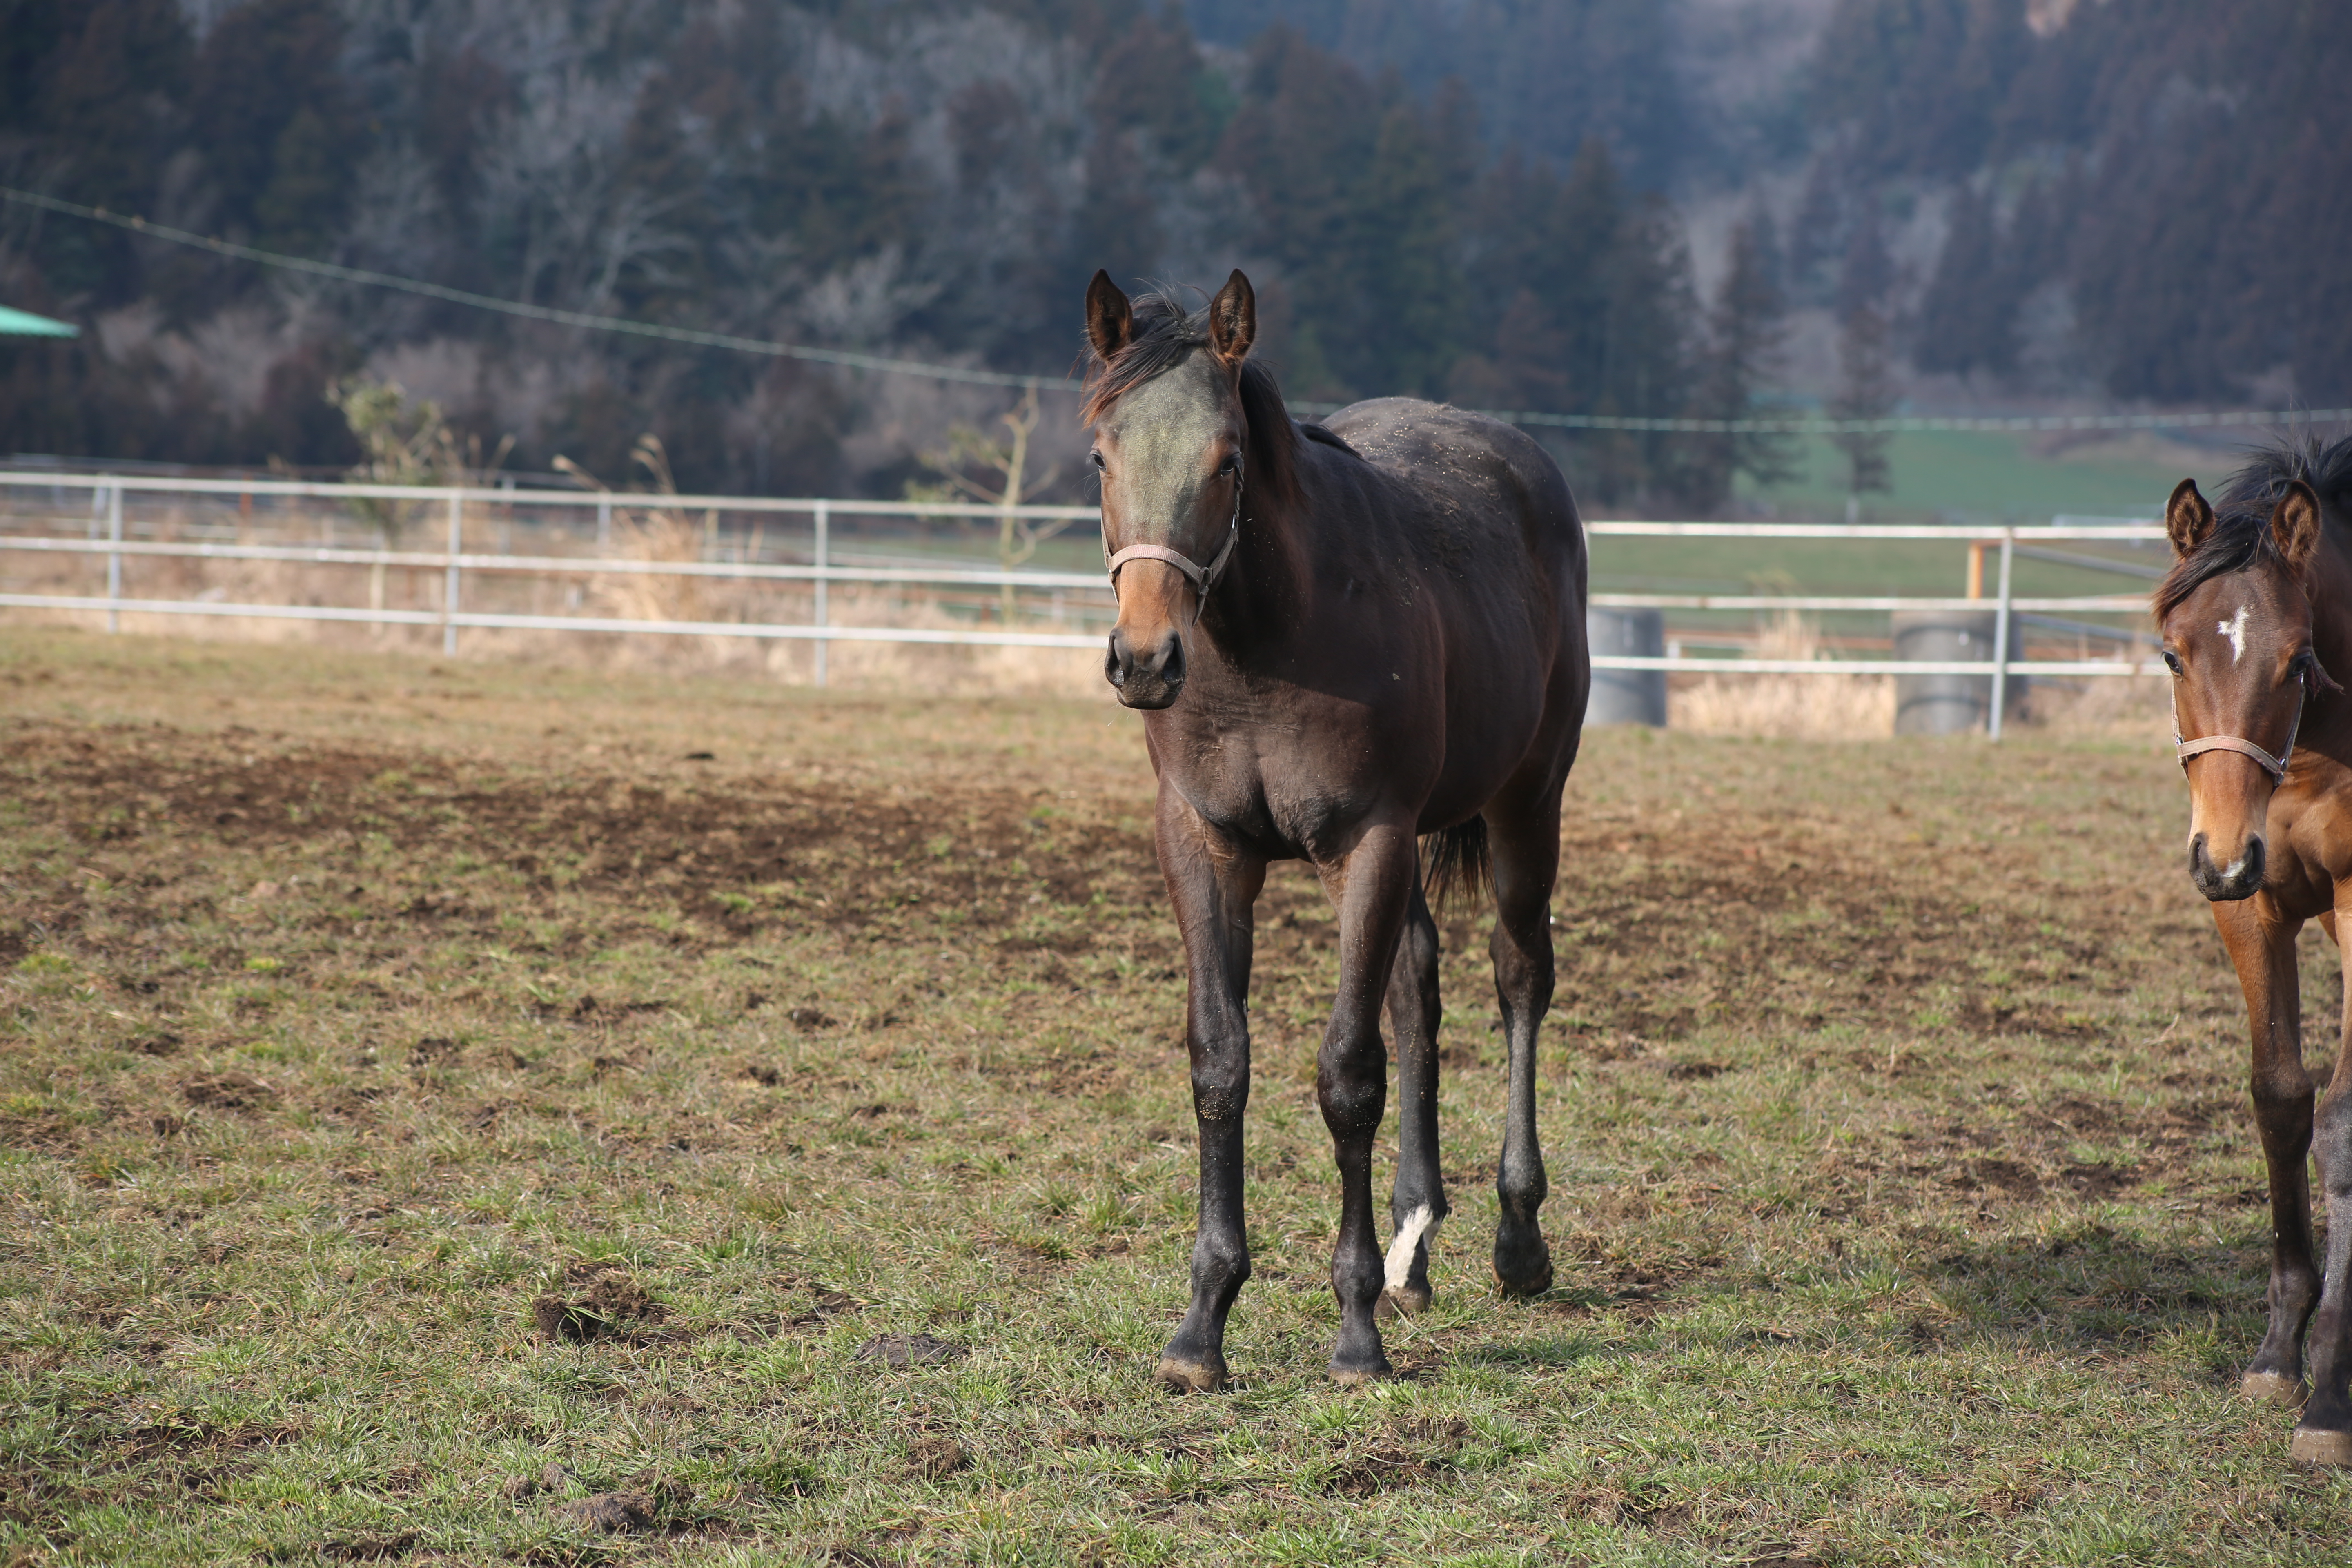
[1988, 528, 2015, 740]
[596, 494, 612, 554]
[105, 481, 123, 633]
[443, 490, 463, 657]
[813, 501, 830, 688]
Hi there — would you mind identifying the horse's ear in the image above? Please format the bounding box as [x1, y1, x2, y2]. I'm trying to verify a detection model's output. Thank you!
[2272, 479, 2324, 574]
[1085, 270, 1132, 363]
[1207, 270, 1255, 366]
[2165, 478, 2214, 559]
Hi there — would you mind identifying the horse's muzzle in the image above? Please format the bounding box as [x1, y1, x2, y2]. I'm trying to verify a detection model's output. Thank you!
[1105, 627, 1185, 709]
[2188, 831, 2265, 901]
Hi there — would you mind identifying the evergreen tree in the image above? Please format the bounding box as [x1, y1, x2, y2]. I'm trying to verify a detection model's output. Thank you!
[1448, 136, 1693, 503]
[1356, 102, 1466, 396]
[1830, 305, 1896, 505]
[1091, 7, 1234, 174]
[185, 0, 363, 252]
[0, 0, 189, 300]
[1834, 200, 1891, 324]
[1217, 25, 1385, 397]
[1686, 215, 1798, 510]
[1785, 151, 1845, 304]
[1914, 183, 2008, 377]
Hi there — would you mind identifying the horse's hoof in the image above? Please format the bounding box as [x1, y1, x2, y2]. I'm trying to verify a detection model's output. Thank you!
[1328, 1356, 1393, 1387]
[1493, 1252, 1553, 1298]
[1155, 1356, 1228, 1394]
[1376, 1283, 1433, 1320]
[2242, 1370, 2306, 1406]
[2289, 1426, 2352, 1466]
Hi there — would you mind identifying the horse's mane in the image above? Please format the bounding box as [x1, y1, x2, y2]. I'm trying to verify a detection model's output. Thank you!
[2154, 432, 2352, 619]
[1081, 290, 1302, 513]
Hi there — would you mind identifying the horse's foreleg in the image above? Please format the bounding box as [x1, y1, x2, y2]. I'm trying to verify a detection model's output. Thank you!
[1487, 793, 1561, 1296]
[1382, 876, 1446, 1316]
[2293, 890, 2352, 1464]
[1319, 820, 1417, 1383]
[2214, 898, 2319, 1409]
[1155, 802, 1263, 1394]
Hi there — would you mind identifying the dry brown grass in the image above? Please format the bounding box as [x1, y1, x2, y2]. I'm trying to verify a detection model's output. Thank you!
[1671, 612, 1897, 738]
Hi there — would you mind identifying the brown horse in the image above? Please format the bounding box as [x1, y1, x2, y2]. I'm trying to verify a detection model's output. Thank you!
[2157, 434, 2352, 1465]
[1082, 269, 1589, 1388]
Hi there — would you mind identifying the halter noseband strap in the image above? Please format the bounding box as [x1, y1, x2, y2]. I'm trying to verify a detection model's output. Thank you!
[2174, 673, 2307, 786]
[1104, 474, 1241, 625]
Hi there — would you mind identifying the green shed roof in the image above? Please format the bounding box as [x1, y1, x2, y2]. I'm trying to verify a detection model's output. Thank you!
[0, 304, 79, 337]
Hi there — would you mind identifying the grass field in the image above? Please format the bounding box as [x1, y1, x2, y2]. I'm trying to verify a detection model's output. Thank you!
[1737, 429, 2202, 522]
[4, 627, 2350, 1565]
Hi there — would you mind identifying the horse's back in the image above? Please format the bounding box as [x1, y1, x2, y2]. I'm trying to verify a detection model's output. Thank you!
[1320, 397, 1586, 595]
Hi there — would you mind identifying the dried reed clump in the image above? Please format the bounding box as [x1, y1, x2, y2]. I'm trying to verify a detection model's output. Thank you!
[757, 584, 1105, 698]
[1671, 612, 1894, 739]
[2022, 667, 2172, 737]
[592, 503, 711, 627]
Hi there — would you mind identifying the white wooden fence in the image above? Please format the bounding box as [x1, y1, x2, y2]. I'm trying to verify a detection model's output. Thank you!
[0, 472, 2165, 734]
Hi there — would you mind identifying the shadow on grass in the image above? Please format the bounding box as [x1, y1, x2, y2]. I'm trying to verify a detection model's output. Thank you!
[1917, 1218, 2267, 1362]
[1455, 1331, 1608, 1368]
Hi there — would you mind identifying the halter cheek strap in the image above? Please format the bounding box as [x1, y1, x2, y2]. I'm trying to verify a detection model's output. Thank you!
[2174, 674, 2306, 786]
[1104, 475, 1241, 626]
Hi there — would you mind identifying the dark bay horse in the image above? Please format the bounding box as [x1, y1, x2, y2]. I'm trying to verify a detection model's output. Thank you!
[2157, 435, 2352, 1465]
[1082, 269, 1590, 1388]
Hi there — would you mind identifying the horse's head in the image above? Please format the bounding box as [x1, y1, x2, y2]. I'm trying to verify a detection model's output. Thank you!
[2158, 475, 2333, 900]
[1082, 269, 1257, 710]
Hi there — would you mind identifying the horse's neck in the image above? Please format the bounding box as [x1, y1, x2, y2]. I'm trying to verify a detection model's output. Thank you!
[2317, 521, 2352, 678]
[1199, 488, 1313, 662]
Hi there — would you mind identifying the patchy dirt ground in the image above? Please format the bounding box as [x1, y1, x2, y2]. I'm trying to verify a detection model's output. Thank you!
[2, 626, 2349, 1566]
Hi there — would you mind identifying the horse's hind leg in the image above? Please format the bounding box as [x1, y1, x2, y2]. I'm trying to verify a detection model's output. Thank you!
[2214, 898, 2321, 1411]
[1382, 875, 1445, 1316]
[1486, 789, 1561, 1296]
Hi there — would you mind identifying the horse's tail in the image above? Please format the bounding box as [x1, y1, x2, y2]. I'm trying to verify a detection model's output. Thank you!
[1421, 817, 1490, 915]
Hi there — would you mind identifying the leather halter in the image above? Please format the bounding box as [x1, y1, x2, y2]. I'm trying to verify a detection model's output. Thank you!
[2174, 672, 2307, 786]
[1104, 472, 1241, 626]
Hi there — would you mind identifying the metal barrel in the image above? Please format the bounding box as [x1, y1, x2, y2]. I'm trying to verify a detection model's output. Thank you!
[1892, 609, 2025, 735]
[1586, 606, 1666, 726]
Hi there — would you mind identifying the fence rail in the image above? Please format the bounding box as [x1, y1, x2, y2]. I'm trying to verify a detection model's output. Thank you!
[0, 473, 2169, 730]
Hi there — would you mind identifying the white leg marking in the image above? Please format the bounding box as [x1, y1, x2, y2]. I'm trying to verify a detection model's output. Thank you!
[1384, 1205, 1440, 1292]
[2220, 604, 2249, 663]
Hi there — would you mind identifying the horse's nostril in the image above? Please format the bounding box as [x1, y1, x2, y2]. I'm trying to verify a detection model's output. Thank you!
[2189, 831, 2267, 900]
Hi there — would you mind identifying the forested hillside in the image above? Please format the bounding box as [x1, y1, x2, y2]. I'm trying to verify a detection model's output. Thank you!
[0, 0, 2345, 504]
[1814, 0, 2352, 405]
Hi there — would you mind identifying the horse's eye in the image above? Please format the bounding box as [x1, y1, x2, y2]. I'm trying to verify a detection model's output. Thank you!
[1217, 455, 1237, 477]
[1090, 450, 1106, 470]
[2162, 649, 2183, 675]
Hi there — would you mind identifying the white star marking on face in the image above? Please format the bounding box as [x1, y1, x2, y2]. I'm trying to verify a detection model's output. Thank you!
[2219, 604, 2249, 663]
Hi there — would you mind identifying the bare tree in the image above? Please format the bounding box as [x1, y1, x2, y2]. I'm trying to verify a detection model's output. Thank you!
[329, 376, 512, 622]
[910, 387, 1067, 621]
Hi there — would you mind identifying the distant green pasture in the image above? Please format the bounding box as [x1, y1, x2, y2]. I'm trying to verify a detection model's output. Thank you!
[1738, 430, 2198, 522]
